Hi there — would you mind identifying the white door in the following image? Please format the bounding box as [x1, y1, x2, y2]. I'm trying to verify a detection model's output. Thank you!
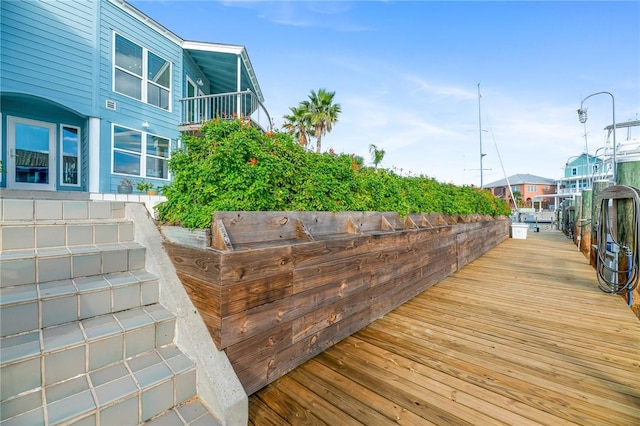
[7, 116, 57, 190]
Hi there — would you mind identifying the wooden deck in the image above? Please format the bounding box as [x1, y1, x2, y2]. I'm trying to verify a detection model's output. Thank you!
[248, 231, 640, 425]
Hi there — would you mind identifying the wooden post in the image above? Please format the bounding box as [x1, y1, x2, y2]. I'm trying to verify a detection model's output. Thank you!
[591, 180, 611, 267]
[580, 189, 592, 256]
[615, 158, 640, 316]
[574, 194, 582, 247]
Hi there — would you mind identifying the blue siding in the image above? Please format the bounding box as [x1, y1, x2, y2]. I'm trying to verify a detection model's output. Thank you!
[184, 53, 210, 96]
[97, 1, 183, 191]
[0, 0, 97, 116]
[1, 0, 249, 194]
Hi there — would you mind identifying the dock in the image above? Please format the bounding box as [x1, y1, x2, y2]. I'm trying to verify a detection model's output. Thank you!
[248, 231, 640, 425]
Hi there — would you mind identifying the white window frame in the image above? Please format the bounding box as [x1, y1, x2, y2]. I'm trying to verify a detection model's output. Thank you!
[185, 76, 205, 123]
[111, 123, 171, 180]
[60, 124, 81, 187]
[112, 32, 172, 111]
[7, 116, 57, 191]
[527, 185, 536, 192]
[0, 113, 3, 183]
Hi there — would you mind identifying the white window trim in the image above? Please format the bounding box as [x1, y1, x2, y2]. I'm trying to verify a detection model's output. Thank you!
[112, 32, 172, 112]
[0, 113, 3, 183]
[111, 123, 171, 180]
[7, 116, 57, 191]
[59, 124, 81, 187]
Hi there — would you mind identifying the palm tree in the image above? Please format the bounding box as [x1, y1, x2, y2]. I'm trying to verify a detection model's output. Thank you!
[369, 144, 385, 171]
[306, 89, 341, 153]
[282, 104, 311, 149]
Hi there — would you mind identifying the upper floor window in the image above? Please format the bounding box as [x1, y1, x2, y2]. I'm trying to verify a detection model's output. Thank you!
[527, 185, 536, 192]
[512, 186, 520, 192]
[571, 167, 577, 176]
[112, 124, 170, 179]
[114, 34, 171, 110]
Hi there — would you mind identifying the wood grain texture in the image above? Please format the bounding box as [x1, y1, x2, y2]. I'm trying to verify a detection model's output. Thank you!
[250, 231, 640, 425]
[167, 215, 510, 396]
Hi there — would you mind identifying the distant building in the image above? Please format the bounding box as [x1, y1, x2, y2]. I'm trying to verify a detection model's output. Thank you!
[557, 153, 605, 196]
[558, 119, 639, 197]
[484, 174, 557, 210]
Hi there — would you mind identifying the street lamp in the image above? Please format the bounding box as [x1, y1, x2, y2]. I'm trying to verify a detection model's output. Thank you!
[577, 92, 616, 183]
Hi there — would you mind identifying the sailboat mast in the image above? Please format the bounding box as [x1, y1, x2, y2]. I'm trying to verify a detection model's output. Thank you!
[478, 82, 483, 188]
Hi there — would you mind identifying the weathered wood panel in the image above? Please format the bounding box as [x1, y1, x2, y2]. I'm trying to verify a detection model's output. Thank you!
[250, 231, 640, 425]
[163, 213, 510, 395]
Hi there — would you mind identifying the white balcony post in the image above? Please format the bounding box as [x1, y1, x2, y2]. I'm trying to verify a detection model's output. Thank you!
[236, 55, 242, 119]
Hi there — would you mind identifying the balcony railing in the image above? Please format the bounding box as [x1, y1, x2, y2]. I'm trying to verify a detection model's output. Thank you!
[179, 90, 272, 132]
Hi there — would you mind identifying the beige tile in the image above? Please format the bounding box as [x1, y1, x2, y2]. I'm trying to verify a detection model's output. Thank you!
[2, 226, 34, 250]
[35, 200, 62, 220]
[36, 226, 66, 248]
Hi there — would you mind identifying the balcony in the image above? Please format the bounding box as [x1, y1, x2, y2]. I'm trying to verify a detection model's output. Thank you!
[179, 90, 272, 133]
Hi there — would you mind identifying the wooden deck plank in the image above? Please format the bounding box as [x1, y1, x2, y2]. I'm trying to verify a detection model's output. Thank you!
[249, 231, 640, 425]
[293, 359, 433, 426]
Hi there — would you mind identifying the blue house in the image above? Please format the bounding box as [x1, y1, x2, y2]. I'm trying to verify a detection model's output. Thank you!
[557, 153, 606, 196]
[0, 0, 270, 195]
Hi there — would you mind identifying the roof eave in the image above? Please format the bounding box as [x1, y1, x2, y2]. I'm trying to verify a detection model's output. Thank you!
[109, 0, 183, 45]
[183, 41, 264, 102]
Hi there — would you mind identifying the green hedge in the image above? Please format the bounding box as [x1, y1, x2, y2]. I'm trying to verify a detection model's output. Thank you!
[156, 119, 511, 229]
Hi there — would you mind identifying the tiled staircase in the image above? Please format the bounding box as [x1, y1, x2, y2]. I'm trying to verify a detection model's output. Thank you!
[0, 196, 218, 425]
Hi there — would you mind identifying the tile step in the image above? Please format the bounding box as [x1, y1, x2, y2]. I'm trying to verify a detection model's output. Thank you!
[0, 270, 160, 337]
[0, 199, 125, 222]
[0, 345, 196, 425]
[144, 398, 221, 426]
[0, 304, 177, 403]
[0, 242, 147, 287]
[0, 219, 135, 251]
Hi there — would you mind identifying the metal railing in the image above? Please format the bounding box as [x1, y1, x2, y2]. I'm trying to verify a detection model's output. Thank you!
[179, 90, 272, 132]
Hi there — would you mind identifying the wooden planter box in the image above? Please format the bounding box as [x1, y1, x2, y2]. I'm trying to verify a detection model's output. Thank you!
[163, 212, 509, 395]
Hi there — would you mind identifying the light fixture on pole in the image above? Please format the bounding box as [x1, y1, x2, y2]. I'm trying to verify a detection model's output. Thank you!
[577, 91, 616, 183]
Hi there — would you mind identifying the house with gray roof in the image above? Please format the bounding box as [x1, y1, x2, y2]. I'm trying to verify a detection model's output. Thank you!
[484, 174, 557, 209]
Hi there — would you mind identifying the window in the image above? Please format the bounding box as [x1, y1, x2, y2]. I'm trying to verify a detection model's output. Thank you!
[544, 186, 550, 191]
[112, 124, 170, 179]
[146, 134, 170, 179]
[527, 185, 536, 192]
[571, 167, 577, 176]
[114, 34, 171, 110]
[512, 186, 520, 192]
[593, 164, 599, 173]
[60, 125, 80, 186]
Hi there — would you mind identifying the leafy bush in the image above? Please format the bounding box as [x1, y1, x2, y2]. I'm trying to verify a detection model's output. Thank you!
[156, 119, 511, 229]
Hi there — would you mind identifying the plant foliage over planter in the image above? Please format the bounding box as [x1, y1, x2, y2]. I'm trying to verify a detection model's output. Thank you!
[157, 119, 510, 229]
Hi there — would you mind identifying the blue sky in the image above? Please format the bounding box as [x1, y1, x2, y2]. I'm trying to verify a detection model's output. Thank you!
[131, 0, 639, 186]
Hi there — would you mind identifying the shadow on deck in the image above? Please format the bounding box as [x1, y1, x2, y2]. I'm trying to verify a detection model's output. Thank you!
[249, 231, 640, 425]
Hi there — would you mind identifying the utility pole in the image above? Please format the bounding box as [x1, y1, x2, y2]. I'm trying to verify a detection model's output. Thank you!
[478, 83, 485, 188]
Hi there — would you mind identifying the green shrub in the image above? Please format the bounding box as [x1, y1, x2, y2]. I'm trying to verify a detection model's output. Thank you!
[156, 119, 511, 229]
